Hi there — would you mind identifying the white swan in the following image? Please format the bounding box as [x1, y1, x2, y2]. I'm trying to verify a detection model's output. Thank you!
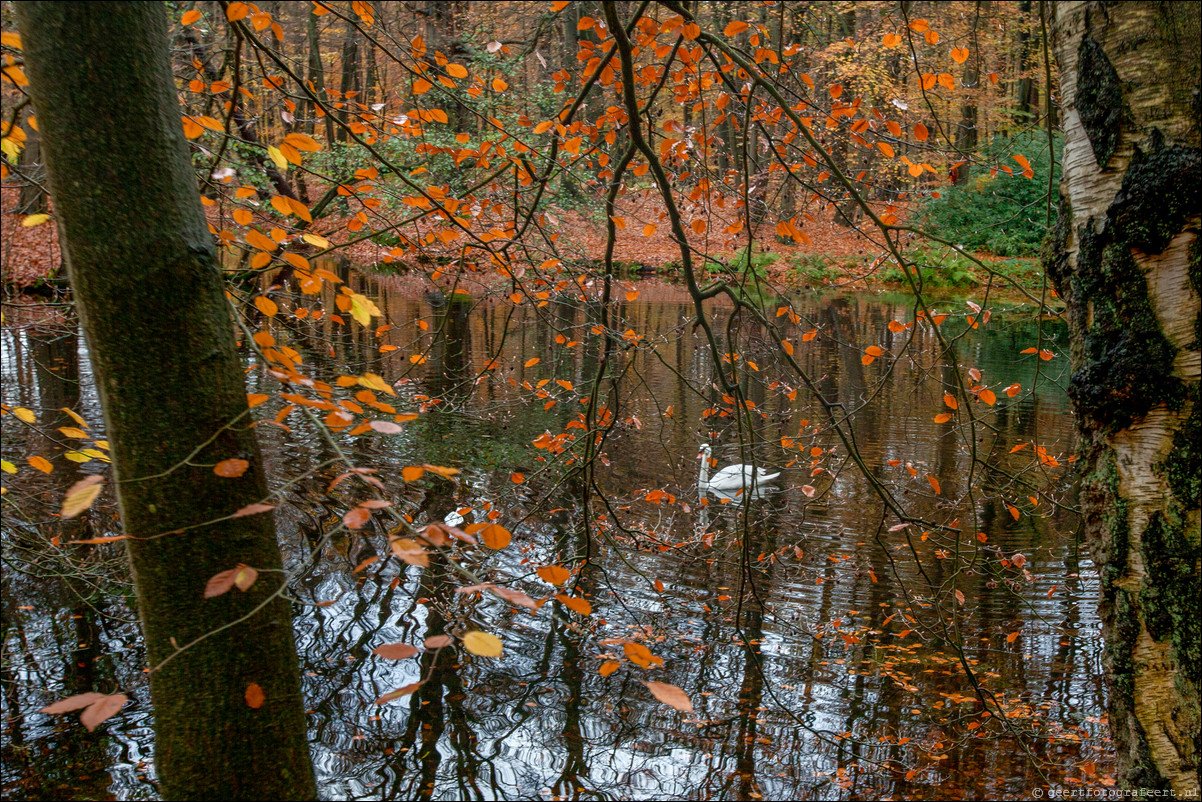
[697, 444, 780, 495]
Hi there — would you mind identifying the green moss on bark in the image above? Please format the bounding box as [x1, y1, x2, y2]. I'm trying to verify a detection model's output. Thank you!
[1161, 384, 1201, 508]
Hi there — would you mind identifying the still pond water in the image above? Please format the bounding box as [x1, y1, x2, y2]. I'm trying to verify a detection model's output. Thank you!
[1, 271, 1110, 800]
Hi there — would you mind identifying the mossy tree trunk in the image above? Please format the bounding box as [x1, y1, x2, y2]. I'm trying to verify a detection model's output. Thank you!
[1049, 1, 1200, 792]
[15, 3, 316, 799]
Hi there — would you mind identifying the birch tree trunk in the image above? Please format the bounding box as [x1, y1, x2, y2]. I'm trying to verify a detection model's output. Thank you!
[15, 3, 317, 798]
[1049, 1, 1200, 791]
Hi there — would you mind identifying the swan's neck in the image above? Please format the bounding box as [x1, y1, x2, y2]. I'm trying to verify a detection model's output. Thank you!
[698, 453, 709, 487]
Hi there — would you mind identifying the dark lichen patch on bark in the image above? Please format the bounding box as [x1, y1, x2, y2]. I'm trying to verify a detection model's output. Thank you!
[1139, 507, 1201, 686]
[1106, 132, 1202, 254]
[1076, 32, 1124, 168]
[1068, 224, 1182, 430]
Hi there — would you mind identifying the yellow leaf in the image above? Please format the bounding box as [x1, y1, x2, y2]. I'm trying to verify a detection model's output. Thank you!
[63, 451, 91, 463]
[1, 460, 17, 474]
[13, 407, 36, 423]
[266, 146, 288, 170]
[302, 233, 331, 249]
[462, 631, 503, 658]
[57, 427, 88, 439]
[350, 293, 381, 326]
[21, 214, 50, 227]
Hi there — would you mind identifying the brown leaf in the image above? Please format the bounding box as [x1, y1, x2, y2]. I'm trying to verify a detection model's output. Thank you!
[214, 458, 250, 478]
[232, 503, 275, 518]
[373, 643, 421, 660]
[205, 568, 237, 598]
[424, 634, 453, 649]
[40, 692, 107, 715]
[644, 681, 693, 712]
[79, 694, 128, 731]
[375, 682, 424, 705]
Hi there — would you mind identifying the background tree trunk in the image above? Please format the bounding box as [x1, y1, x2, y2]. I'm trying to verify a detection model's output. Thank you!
[1049, 1, 1200, 792]
[14, 3, 317, 799]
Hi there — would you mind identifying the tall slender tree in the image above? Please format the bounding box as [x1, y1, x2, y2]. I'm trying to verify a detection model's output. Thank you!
[14, 3, 317, 798]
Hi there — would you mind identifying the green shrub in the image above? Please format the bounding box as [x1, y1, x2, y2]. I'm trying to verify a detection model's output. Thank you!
[917, 132, 1062, 256]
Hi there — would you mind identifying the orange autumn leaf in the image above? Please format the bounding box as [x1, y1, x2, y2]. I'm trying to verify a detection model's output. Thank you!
[254, 295, 279, 317]
[244, 683, 265, 709]
[214, 458, 249, 478]
[724, 20, 749, 36]
[536, 565, 571, 586]
[401, 466, 425, 482]
[556, 594, 592, 615]
[480, 523, 511, 549]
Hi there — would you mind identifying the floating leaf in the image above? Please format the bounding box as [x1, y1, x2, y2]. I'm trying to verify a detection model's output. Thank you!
[375, 682, 423, 705]
[462, 631, 503, 657]
[373, 643, 421, 660]
[644, 681, 693, 712]
[623, 642, 663, 668]
[599, 660, 620, 677]
[424, 634, 453, 649]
